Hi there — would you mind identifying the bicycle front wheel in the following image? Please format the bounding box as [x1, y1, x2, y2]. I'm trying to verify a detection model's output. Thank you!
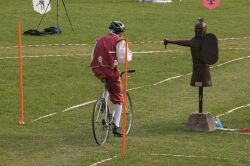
[120, 92, 133, 135]
[92, 99, 110, 145]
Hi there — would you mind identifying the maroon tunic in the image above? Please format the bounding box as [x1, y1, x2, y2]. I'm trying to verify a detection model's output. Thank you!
[90, 33, 123, 104]
[90, 33, 121, 69]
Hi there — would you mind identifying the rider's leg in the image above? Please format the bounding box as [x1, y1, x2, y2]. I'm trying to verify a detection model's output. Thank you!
[114, 104, 122, 127]
[112, 102, 123, 136]
[113, 103, 123, 137]
[102, 89, 109, 99]
[102, 69, 123, 136]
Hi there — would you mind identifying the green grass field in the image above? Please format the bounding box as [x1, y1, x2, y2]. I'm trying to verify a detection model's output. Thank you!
[1, 0, 250, 165]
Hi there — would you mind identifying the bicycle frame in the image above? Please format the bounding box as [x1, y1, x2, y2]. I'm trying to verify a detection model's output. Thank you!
[92, 70, 135, 145]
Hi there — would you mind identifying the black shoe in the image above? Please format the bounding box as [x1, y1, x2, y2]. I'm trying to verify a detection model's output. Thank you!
[113, 125, 123, 137]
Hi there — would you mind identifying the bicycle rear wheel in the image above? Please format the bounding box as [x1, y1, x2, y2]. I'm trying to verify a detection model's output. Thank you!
[120, 92, 133, 135]
[92, 99, 110, 145]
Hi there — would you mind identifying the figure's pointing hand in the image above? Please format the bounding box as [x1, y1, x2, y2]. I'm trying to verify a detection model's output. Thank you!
[164, 38, 169, 49]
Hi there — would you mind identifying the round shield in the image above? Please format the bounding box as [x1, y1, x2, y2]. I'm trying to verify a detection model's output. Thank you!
[202, 33, 219, 65]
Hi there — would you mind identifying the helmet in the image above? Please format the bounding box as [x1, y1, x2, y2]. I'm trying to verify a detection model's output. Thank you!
[109, 21, 125, 34]
[195, 17, 206, 37]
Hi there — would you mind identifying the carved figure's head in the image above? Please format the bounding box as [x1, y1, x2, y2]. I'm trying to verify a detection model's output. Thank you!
[195, 17, 206, 37]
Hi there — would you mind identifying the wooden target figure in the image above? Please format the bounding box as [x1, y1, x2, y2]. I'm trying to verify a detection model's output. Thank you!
[164, 17, 218, 113]
[163, 17, 219, 131]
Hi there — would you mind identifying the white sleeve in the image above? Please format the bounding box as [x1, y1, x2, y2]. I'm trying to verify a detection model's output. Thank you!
[116, 40, 133, 64]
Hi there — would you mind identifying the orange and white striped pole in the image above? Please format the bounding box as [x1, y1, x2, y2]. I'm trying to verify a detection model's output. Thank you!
[122, 38, 128, 155]
[18, 21, 25, 125]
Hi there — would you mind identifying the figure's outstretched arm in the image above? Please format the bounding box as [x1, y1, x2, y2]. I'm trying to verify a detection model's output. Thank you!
[164, 38, 191, 48]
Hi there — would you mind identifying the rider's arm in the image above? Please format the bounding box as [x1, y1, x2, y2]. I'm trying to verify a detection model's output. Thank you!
[116, 40, 132, 64]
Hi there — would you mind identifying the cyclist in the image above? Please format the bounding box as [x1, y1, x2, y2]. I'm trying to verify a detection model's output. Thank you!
[90, 21, 132, 137]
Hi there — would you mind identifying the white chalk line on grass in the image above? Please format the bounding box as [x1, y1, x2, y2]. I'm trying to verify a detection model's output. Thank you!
[0, 50, 174, 60]
[31, 74, 186, 122]
[153, 75, 184, 86]
[217, 56, 250, 67]
[62, 100, 96, 112]
[127, 85, 151, 91]
[221, 48, 246, 50]
[215, 103, 250, 135]
[31, 100, 97, 122]
[31, 55, 250, 122]
[133, 50, 173, 54]
[218, 36, 250, 41]
[149, 153, 250, 163]
[0, 48, 248, 61]
[216, 103, 250, 118]
[31, 113, 57, 122]
[0, 43, 87, 49]
[217, 128, 239, 132]
[89, 156, 118, 166]
[0, 54, 83, 60]
[126, 75, 186, 91]
[1, 36, 250, 49]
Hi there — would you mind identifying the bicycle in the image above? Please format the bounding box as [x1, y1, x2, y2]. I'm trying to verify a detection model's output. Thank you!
[92, 70, 135, 145]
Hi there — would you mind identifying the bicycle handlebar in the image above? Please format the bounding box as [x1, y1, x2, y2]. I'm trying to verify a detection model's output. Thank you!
[120, 70, 135, 77]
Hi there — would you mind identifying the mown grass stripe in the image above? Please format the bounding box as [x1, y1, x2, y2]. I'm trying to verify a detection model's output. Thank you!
[30, 55, 250, 122]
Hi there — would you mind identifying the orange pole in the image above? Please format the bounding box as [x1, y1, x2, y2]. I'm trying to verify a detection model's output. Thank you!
[18, 21, 25, 125]
[122, 38, 128, 155]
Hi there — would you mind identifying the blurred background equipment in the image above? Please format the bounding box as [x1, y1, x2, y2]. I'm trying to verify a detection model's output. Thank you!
[33, 0, 51, 14]
[32, 0, 51, 14]
[36, 0, 74, 32]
